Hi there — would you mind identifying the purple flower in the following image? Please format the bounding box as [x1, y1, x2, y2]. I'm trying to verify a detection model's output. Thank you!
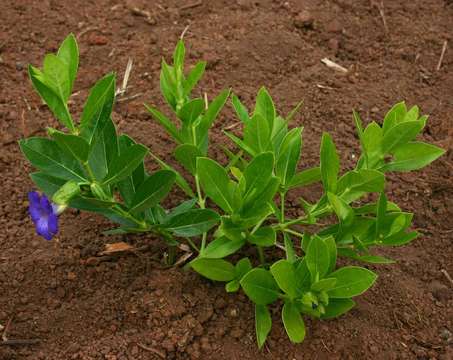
[28, 191, 59, 240]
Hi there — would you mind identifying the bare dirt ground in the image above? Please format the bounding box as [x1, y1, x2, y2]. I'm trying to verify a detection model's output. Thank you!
[0, 0, 452, 359]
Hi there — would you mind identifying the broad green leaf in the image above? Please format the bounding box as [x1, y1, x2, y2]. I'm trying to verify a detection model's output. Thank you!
[160, 59, 177, 109]
[196, 89, 230, 142]
[80, 73, 116, 143]
[102, 144, 148, 186]
[28, 65, 74, 131]
[243, 152, 274, 204]
[240, 268, 280, 305]
[166, 199, 197, 220]
[382, 230, 418, 246]
[145, 104, 183, 143]
[382, 142, 445, 172]
[327, 192, 354, 226]
[305, 236, 330, 280]
[320, 133, 339, 192]
[375, 192, 388, 239]
[178, 98, 204, 125]
[323, 236, 337, 273]
[337, 169, 385, 203]
[231, 94, 250, 124]
[270, 259, 298, 299]
[295, 259, 311, 291]
[311, 278, 337, 292]
[382, 120, 424, 154]
[248, 227, 276, 247]
[173, 40, 185, 72]
[255, 305, 272, 349]
[244, 114, 271, 154]
[129, 170, 175, 213]
[150, 152, 194, 197]
[288, 167, 321, 189]
[184, 61, 206, 95]
[165, 208, 219, 237]
[225, 280, 240, 293]
[240, 177, 280, 222]
[191, 258, 236, 282]
[202, 236, 245, 258]
[361, 122, 383, 168]
[49, 129, 89, 162]
[383, 102, 407, 134]
[328, 266, 377, 298]
[276, 127, 302, 187]
[196, 157, 235, 213]
[174, 143, 203, 174]
[224, 131, 256, 156]
[282, 301, 305, 343]
[271, 115, 288, 151]
[321, 298, 355, 319]
[355, 255, 395, 264]
[57, 33, 78, 94]
[30, 172, 66, 197]
[20, 137, 85, 181]
[254, 87, 275, 129]
[43, 54, 71, 101]
[235, 257, 252, 278]
[404, 105, 419, 122]
[87, 118, 118, 181]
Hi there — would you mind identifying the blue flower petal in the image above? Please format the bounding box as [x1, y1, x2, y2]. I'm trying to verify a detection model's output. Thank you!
[35, 216, 53, 240]
[48, 213, 58, 235]
[40, 194, 54, 215]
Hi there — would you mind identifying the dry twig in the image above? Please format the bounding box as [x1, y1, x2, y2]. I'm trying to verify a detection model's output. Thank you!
[180, 1, 203, 11]
[441, 269, 453, 287]
[136, 342, 166, 358]
[321, 58, 348, 73]
[436, 40, 448, 71]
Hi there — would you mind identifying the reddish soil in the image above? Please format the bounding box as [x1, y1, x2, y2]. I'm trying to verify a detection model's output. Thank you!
[1, 0, 452, 359]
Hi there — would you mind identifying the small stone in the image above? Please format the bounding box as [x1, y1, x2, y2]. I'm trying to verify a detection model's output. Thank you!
[371, 106, 379, 113]
[440, 328, 452, 342]
[326, 19, 343, 33]
[15, 62, 24, 71]
[67, 271, 77, 280]
[328, 38, 339, 53]
[429, 281, 451, 302]
[294, 10, 314, 29]
[87, 34, 108, 46]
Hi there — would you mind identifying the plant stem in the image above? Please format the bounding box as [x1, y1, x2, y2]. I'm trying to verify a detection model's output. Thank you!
[195, 173, 208, 252]
[185, 237, 200, 252]
[284, 228, 304, 238]
[167, 245, 176, 265]
[280, 191, 285, 223]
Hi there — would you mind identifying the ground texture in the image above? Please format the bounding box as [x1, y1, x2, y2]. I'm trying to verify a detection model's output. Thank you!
[0, 0, 452, 359]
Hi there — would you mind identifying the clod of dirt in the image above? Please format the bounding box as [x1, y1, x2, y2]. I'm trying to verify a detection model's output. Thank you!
[294, 10, 315, 30]
[325, 19, 343, 33]
[428, 281, 451, 302]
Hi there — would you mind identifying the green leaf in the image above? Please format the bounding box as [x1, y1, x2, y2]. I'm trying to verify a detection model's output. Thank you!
[321, 298, 356, 319]
[328, 266, 377, 298]
[30, 172, 66, 197]
[178, 98, 204, 125]
[255, 305, 272, 349]
[174, 143, 203, 175]
[202, 236, 245, 258]
[80, 73, 116, 143]
[196, 157, 235, 213]
[191, 258, 236, 282]
[295, 259, 311, 291]
[20, 137, 85, 181]
[361, 122, 383, 168]
[184, 61, 206, 95]
[232, 94, 250, 124]
[288, 167, 321, 189]
[166, 199, 197, 220]
[276, 127, 302, 187]
[196, 89, 230, 143]
[305, 236, 330, 280]
[270, 259, 298, 299]
[244, 114, 271, 154]
[240, 268, 280, 305]
[160, 59, 177, 109]
[145, 104, 183, 143]
[149, 152, 195, 197]
[248, 227, 276, 247]
[57, 33, 78, 94]
[28, 65, 74, 131]
[224, 131, 256, 156]
[383, 102, 407, 134]
[49, 129, 89, 162]
[43, 54, 71, 101]
[382, 120, 424, 154]
[323, 236, 337, 273]
[382, 230, 418, 246]
[235, 257, 252, 278]
[101, 143, 148, 186]
[382, 142, 445, 172]
[254, 87, 275, 129]
[243, 152, 274, 204]
[327, 192, 355, 226]
[355, 255, 395, 264]
[129, 170, 175, 213]
[311, 278, 337, 292]
[337, 169, 385, 203]
[320, 133, 339, 192]
[165, 208, 219, 237]
[225, 280, 240, 293]
[375, 192, 388, 239]
[173, 40, 185, 71]
[282, 302, 305, 343]
[286, 99, 304, 122]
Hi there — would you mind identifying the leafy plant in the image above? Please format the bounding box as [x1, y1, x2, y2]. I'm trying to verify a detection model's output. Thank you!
[22, 36, 445, 348]
[21, 34, 220, 259]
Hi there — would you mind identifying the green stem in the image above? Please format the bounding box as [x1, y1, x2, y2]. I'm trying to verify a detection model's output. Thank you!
[195, 173, 208, 251]
[284, 228, 304, 238]
[113, 206, 148, 229]
[82, 161, 96, 182]
[167, 245, 176, 265]
[185, 237, 200, 252]
[280, 191, 285, 223]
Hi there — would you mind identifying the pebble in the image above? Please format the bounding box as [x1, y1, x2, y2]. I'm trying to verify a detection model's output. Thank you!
[294, 11, 314, 29]
[440, 328, 452, 342]
[429, 281, 450, 302]
[15, 61, 24, 71]
[326, 19, 343, 33]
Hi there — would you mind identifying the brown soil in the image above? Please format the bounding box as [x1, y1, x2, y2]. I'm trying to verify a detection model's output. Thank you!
[1, 0, 452, 359]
